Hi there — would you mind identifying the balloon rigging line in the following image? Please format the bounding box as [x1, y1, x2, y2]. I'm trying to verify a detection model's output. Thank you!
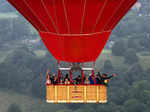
[23, 0, 49, 32]
[8, 0, 41, 31]
[8, 0, 136, 35]
[102, 0, 125, 31]
[41, 0, 60, 34]
[62, 0, 71, 34]
[109, 0, 137, 30]
[80, 0, 87, 34]
[91, 0, 108, 33]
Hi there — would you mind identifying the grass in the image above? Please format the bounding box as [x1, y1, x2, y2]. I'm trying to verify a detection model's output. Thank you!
[101, 49, 112, 54]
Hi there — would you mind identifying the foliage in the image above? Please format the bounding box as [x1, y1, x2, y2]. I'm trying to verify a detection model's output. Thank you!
[7, 103, 22, 112]
[112, 40, 126, 56]
[123, 48, 139, 64]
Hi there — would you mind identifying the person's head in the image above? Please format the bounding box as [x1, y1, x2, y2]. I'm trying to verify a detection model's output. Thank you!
[78, 75, 81, 79]
[97, 72, 101, 78]
[53, 74, 56, 77]
[89, 73, 92, 76]
[65, 78, 68, 82]
[98, 72, 101, 75]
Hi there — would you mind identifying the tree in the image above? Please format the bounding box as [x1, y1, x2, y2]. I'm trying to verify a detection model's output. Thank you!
[124, 63, 143, 85]
[124, 99, 147, 112]
[7, 103, 22, 112]
[123, 48, 138, 64]
[112, 40, 126, 56]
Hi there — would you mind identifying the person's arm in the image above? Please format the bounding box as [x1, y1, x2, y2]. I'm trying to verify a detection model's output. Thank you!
[106, 75, 113, 79]
[106, 73, 117, 79]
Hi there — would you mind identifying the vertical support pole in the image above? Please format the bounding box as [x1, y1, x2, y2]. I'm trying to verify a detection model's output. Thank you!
[58, 69, 60, 83]
[57, 61, 60, 83]
[69, 70, 72, 84]
[84, 86, 87, 103]
[81, 70, 84, 84]
[67, 86, 70, 103]
[97, 86, 99, 103]
[55, 85, 58, 103]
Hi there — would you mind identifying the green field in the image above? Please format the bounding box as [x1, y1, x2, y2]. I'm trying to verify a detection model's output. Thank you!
[34, 50, 47, 57]
[0, 50, 13, 63]
[0, 13, 18, 19]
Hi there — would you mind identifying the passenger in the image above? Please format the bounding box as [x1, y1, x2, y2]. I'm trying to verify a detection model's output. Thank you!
[46, 73, 51, 85]
[64, 74, 70, 84]
[96, 72, 101, 84]
[46, 69, 53, 84]
[83, 74, 86, 83]
[59, 79, 64, 84]
[64, 78, 70, 84]
[46, 69, 54, 84]
[49, 74, 54, 84]
[101, 73, 116, 86]
[74, 75, 82, 84]
[53, 74, 58, 84]
[88, 73, 95, 84]
[84, 76, 90, 84]
[59, 73, 64, 82]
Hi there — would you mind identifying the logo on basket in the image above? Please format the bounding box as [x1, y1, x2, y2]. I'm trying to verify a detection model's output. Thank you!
[72, 91, 82, 93]
[72, 96, 81, 98]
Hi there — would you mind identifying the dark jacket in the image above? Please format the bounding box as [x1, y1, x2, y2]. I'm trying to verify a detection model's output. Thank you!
[89, 76, 95, 84]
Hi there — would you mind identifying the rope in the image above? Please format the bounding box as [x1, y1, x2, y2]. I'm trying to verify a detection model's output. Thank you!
[8, 0, 41, 31]
[92, 61, 96, 84]
[91, 0, 108, 33]
[23, 0, 49, 32]
[62, 0, 71, 34]
[41, 0, 59, 34]
[102, 0, 125, 31]
[109, 0, 136, 30]
[80, 0, 87, 34]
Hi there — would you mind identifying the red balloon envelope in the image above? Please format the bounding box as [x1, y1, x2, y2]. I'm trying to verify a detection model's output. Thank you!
[7, 0, 137, 62]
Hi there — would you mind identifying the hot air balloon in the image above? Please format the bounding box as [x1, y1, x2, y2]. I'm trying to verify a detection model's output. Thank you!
[7, 0, 137, 103]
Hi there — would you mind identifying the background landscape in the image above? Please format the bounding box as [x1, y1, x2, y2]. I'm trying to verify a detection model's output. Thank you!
[0, 0, 150, 112]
